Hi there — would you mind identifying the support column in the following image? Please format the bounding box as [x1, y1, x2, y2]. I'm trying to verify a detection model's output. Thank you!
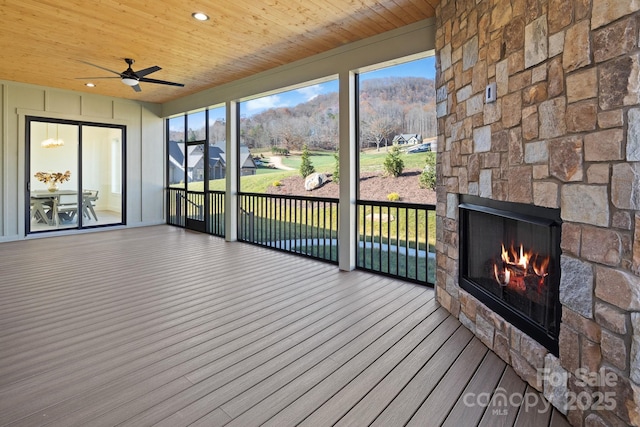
[224, 101, 238, 241]
[338, 71, 357, 271]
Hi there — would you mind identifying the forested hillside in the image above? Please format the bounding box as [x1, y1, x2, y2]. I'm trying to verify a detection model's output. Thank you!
[173, 77, 436, 151]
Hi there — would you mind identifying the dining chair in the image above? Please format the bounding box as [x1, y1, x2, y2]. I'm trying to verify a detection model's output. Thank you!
[56, 194, 79, 223]
[30, 197, 52, 224]
[82, 190, 99, 221]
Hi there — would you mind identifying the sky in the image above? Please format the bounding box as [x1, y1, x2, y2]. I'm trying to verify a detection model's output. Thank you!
[242, 56, 436, 116]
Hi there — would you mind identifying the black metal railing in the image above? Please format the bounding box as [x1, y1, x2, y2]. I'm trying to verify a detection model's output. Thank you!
[186, 191, 205, 221]
[167, 188, 186, 227]
[238, 192, 339, 263]
[168, 189, 435, 285]
[208, 191, 225, 237]
[356, 200, 436, 286]
[166, 188, 225, 236]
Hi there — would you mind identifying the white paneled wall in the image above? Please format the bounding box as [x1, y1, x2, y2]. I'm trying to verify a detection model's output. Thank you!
[0, 81, 164, 241]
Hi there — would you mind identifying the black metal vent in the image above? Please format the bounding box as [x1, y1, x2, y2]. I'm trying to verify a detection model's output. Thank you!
[459, 195, 562, 355]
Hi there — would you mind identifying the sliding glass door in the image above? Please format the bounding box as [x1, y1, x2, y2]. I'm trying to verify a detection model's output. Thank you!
[26, 118, 125, 234]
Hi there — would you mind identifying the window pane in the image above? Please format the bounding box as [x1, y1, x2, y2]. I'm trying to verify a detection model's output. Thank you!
[187, 110, 206, 142]
[82, 126, 123, 226]
[208, 106, 226, 191]
[186, 144, 205, 191]
[239, 79, 338, 193]
[30, 122, 79, 231]
[168, 116, 185, 142]
[357, 57, 437, 203]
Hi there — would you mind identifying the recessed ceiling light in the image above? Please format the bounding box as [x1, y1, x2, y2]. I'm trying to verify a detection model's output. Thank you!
[85, 83, 96, 87]
[192, 12, 209, 21]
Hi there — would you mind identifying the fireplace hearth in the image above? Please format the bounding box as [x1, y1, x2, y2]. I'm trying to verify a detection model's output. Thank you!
[459, 195, 562, 355]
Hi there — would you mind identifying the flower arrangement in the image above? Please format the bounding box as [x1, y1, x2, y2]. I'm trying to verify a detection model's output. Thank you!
[34, 170, 71, 192]
[34, 170, 71, 184]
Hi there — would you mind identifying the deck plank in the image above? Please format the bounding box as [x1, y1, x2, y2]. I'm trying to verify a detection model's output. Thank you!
[222, 292, 440, 427]
[0, 225, 567, 427]
[407, 338, 488, 426]
[549, 408, 571, 427]
[0, 264, 348, 423]
[175, 287, 431, 427]
[15, 274, 391, 426]
[478, 366, 529, 427]
[217, 289, 435, 426]
[513, 385, 553, 427]
[262, 306, 449, 427]
[441, 350, 506, 427]
[95, 276, 409, 426]
[333, 314, 463, 426]
[0, 260, 333, 385]
[367, 325, 472, 426]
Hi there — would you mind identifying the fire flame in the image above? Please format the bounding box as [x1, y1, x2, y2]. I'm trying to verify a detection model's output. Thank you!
[493, 243, 549, 293]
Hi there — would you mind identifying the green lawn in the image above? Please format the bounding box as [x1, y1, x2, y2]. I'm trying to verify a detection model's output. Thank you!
[175, 148, 430, 194]
[280, 148, 428, 175]
[358, 206, 436, 251]
[239, 169, 298, 193]
[357, 245, 436, 284]
[359, 148, 427, 172]
[281, 152, 336, 172]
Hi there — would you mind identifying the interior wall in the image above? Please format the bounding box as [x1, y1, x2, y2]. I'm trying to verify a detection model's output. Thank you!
[0, 80, 165, 241]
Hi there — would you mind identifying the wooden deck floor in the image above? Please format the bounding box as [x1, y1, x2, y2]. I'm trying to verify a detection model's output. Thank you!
[0, 226, 569, 426]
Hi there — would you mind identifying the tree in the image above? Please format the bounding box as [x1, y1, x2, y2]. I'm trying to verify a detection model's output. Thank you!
[237, 76, 435, 151]
[299, 144, 315, 178]
[333, 151, 340, 183]
[361, 116, 396, 151]
[208, 119, 226, 144]
[383, 146, 404, 177]
[419, 152, 437, 189]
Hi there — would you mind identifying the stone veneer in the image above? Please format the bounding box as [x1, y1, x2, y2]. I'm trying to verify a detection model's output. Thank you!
[434, 0, 640, 425]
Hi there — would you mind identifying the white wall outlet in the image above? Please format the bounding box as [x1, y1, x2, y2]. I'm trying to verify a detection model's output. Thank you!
[485, 82, 497, 103]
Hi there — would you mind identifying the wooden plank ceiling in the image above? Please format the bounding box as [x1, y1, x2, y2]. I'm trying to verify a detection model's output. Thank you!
[0, 0, 439, 104]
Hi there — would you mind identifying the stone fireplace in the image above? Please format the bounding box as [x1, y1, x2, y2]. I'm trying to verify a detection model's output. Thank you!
[459, 195, 562, 354]
[433, 0, 640, 426]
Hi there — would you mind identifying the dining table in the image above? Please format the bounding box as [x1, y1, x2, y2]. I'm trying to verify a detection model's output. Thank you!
[30, 190, 89, 227]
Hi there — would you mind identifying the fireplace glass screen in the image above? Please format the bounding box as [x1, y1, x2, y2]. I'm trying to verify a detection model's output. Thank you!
[460, 196, 561, 354]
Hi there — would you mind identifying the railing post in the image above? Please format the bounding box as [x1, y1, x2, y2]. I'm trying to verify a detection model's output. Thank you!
[225, 101, 239, 241]
[175, 190, 182, 225]
[338, 70, 357, 271]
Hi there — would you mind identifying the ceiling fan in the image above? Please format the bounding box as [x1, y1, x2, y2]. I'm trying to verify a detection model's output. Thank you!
[77, 58, 184, 92]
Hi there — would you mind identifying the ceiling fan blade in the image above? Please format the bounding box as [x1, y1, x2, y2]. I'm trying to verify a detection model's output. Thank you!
[135, 66, 161, 77]
[75, 76, 120, 80]
[132, 84, 142, 92]
[138, 77, 184, 87]
[78, 60, 122, 76]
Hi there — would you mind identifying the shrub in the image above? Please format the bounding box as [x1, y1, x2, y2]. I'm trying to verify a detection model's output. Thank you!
[271, 147, 290, 156]
[383, 146, 404, 177]
[299, 144, 315, 178]
[272, 180, 282, 187]
[333, 151, 340, 184]
[419, 152, 437, 190]
[387, 192, 400, 201]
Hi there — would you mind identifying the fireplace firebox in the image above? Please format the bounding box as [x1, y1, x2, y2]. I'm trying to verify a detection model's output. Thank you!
[459, 195, 562, 355]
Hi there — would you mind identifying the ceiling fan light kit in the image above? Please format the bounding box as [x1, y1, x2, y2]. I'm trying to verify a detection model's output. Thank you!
[121, 77, 139, 86]
[77, 58, 184, 92]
